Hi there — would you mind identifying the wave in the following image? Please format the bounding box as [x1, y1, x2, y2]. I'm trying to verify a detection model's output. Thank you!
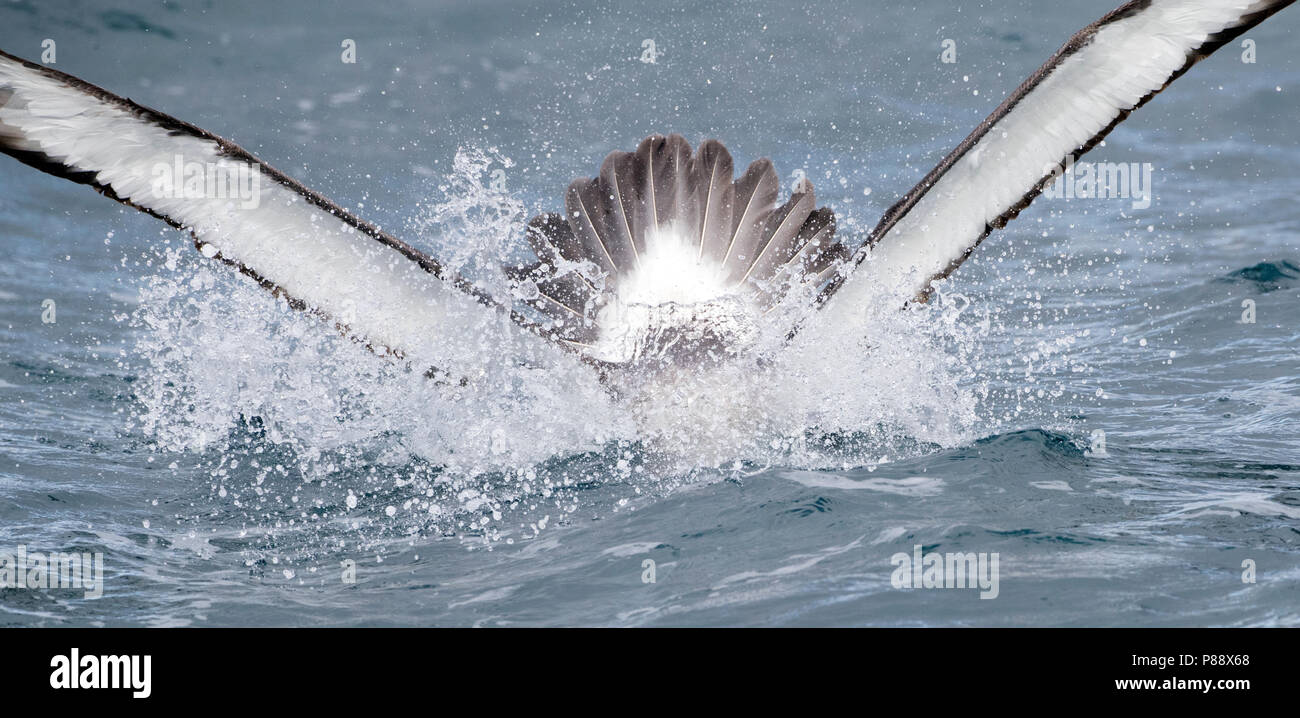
[1218, 259, 1300, 292]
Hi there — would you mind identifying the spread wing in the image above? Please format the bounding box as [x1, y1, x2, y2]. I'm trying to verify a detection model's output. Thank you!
[0, 48, 569, 376]
[819, 0, 1294, 320]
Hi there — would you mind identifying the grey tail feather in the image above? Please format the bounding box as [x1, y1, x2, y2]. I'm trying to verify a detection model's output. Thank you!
[525, 213, 578, 266]
[512, 134, 846, 315]
[734, 177, 815, 287]
[720, 156, 779, 270]
[564, 178, 619, 276]
[504, 261, 600, 345]
[760, 207, 844, 311]
[691, 139, 735, 261]
[598, 151, 640, 264]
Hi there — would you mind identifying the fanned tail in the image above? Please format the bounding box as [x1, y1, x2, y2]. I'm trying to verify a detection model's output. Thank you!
[512, 134, 848, 362]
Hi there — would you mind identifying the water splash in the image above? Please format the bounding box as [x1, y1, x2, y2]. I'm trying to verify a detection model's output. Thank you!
[122, 148, 1068, 548]
[410, 146, 524, 298]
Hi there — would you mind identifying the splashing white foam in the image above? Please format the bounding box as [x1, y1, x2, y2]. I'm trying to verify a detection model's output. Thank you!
[124, 147, 1021, 531]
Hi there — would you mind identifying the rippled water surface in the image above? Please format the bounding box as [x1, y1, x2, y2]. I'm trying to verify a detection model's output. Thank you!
[1, 0, 1298, 626]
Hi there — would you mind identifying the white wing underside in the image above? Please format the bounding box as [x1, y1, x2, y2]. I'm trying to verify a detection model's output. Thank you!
[818, 0, 1293, 328]
[1, 0, 1294, 379]
[0, 49, 571, 378]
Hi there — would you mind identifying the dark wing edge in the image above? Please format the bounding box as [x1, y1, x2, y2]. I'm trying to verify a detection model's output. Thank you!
[0, 48, 566, 372]
[818, 0, 1295, 315]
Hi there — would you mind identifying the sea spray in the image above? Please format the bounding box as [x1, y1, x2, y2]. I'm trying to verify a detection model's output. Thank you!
[123, 146, 1069, 548]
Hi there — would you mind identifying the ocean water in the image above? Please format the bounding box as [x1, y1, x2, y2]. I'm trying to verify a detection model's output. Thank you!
[1, 0, 1298, 626]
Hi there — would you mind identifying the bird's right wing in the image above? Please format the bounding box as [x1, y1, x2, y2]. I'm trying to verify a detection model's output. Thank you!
[816, 0, 1293, 322]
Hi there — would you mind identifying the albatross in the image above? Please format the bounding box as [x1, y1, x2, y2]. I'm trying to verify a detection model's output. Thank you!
[1, 0, 1293, 386]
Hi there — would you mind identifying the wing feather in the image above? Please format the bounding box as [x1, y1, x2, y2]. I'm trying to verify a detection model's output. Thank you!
[818, 0, 1295, 320]
[0, 48, 578, 376]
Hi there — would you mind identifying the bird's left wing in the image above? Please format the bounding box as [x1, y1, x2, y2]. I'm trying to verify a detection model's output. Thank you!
[0, 49, 568, 377]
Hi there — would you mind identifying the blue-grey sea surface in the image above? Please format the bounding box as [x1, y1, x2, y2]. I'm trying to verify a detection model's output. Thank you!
[1, 0, 1297, 626]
